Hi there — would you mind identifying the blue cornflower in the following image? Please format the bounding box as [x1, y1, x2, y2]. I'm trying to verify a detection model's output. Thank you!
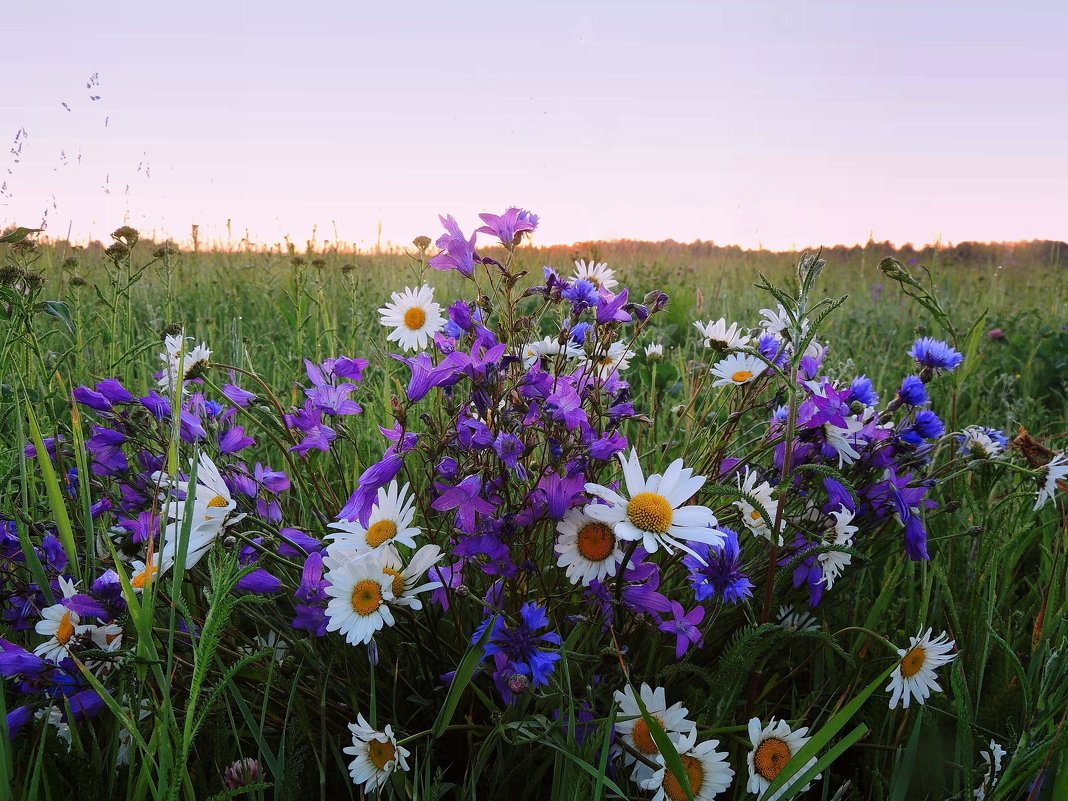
[682, 528, 754, 604]
[912, 410, 945, 440]
[848, 376, 879, 407]
[910, 337, 964, 372]
[473, 602, 562, 702]
[896, 375, 929, 407]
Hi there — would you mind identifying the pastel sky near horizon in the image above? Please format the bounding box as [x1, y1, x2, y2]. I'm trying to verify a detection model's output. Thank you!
[3, 0, 1066, 251]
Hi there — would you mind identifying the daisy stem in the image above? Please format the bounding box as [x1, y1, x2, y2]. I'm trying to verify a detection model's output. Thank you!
[833, 626, 899, 653]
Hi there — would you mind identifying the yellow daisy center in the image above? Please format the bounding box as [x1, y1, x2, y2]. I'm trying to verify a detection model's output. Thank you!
[628, 492, 673, 534]
[754, 737, 792, 781]
[732, 370, 754, 383]
[57, 611, 76, 644]
[750, 509, 763, 521]
[663, 754, 705, 801]
[132, 563, 158, 589]
[351, 580, 384, 616]
[382, 567, 405, 598]
[631, 716, 663, 754]
[368, 738, 397, 771]
[206, 494, 229, 508]
[900, 646, 927, 678]
[403, 307, 427, 330]
[576, 522, 616, 562]
[365, 520, 398, 548]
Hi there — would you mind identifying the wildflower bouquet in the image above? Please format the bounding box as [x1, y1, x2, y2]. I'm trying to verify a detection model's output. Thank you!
[1, 214, 1066, 800]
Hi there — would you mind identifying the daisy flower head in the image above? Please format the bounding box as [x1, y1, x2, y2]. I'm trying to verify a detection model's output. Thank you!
[746, 717, 820, 801]
[710, 353, 767, 388]
[641, 730, 735, 801]
[759, 304, 808, 340]
[520, 336, 583, 368]
[887, 628, 957, 709]
[573, 258, 617, 291]
[343, 713, 410, 793]
[33, 603, 87, 662]
[694, 318, 750, 352]
[613, 683, 697, 784]
[1034, 453, 1068, 511]
[324, 554, 396, 645]
[818, 506, 858, 590]
[554, 506, 625, 586]
[380, 544, 444, 610]
[584, 449, 723, 557]
[583, 341, 634, 379]
[734, 469, 778, 544]
[956, 426, 1007, 460]
[973, 740, 1007, 800]
[327, 480, 421, 553]
[776, 605, 819, 632]
[645, 342, 665, 360]
[158, 330, 211, 395]
[910, 337, 964, 373]
[378, 284, 445, 352]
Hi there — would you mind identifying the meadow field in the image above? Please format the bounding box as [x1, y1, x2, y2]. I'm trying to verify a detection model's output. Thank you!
[0, 218, 1066, 801]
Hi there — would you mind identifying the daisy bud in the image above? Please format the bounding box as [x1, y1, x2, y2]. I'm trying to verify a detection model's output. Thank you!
[454, 584, 471, 598]
[507, 673, 530, 695]
[223, 535, 237, 549]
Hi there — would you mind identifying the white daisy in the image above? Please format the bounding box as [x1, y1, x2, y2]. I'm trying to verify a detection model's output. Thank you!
[583, 341, 635, 379]
[116, 699, 152, 767]
[645, 342, 665, 360]
[158, 330, 211, 395]
[818, 507, 858, 590]
[758, 304, 809, 340]
[735, 469, 778, 544]
[554, 506, 625, 586]
[1034, 453, 1068, 511]
[776, 605, 819, 632]
[823, 417, 865, 466]
[694, 318, 750, 352]
[327, 481, 421, 553]
[573, 258, 618, 291]
[584, 449, 723, 557]
[973, 740, 1007, 800]
[33, 603, 88, 662]
[746, 717, 820, 801]
[642, 730, 735, 801]
[519, 336, 584, 368]
[378, 284, 445, 352]
[710, 353, 767, 388]
[129, 552, 171, 594]
[957, 426, 1004, 460]
[324, 554, 396, 645]
[886, 628, 957, 709]
[380, 544, 444, 610]
[343, 713, 411, 792]
[614, 683, 697, 784]
[36, 706, 73, 751]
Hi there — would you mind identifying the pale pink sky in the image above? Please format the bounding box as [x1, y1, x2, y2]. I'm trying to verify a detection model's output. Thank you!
[3, 1, 1066, 250]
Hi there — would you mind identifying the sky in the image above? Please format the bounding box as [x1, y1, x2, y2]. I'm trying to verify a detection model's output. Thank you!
[2, 0, 1066, 251]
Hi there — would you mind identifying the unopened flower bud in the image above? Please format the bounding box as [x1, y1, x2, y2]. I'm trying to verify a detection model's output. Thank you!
[507, 673, 530, 695]
[224, 758, 263, 789]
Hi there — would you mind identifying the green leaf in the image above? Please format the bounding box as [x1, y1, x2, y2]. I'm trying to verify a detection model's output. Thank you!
[23, 395, 78, 569]
[38, 300, 76, 335]
[0, 226, 41, 244]
[432, 613, 497, 738]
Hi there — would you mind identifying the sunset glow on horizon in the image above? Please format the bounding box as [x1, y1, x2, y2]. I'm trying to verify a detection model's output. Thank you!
[3, 1, 1066, 252]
